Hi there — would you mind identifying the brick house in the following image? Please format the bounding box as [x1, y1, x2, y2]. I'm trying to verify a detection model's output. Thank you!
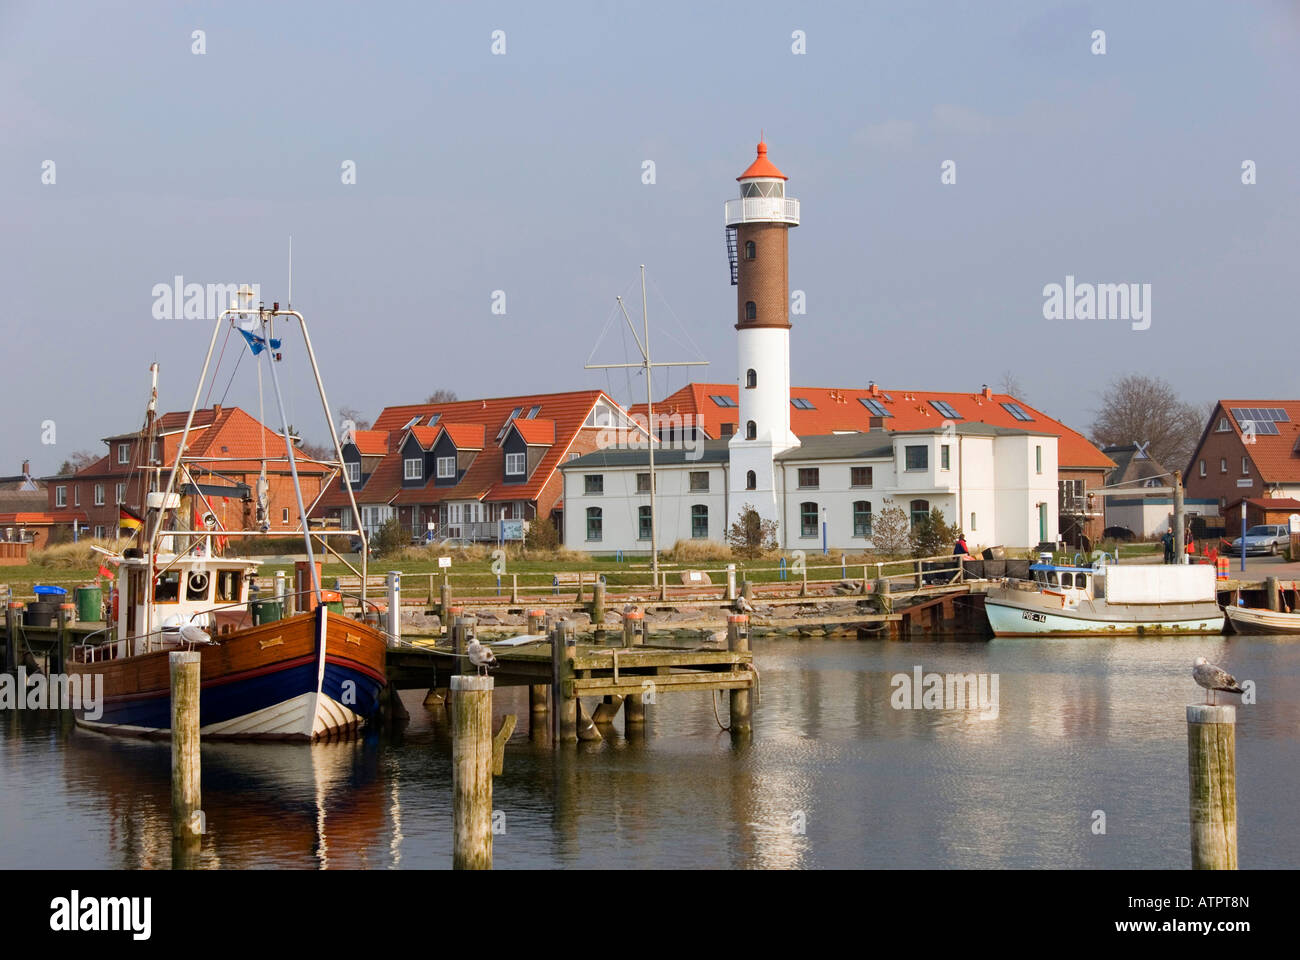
[0, 460, 62, 551]
[43, 404, 333, 541]
[1184, 401, 1300, 519]
[631, 382, 1113, 547]
[314, 391, 641, 542]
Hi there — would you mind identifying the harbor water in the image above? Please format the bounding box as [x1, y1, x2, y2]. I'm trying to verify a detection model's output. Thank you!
[2, 634, 1297, 869]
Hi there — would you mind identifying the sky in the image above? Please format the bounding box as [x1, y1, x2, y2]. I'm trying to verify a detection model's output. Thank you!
[3, 0, 1298, 476]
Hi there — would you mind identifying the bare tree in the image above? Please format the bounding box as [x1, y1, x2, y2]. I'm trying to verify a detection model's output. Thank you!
[1090, 374, 1205, 473]
[338, 406, 371, 431]
[56, 450, 98, 475]
[998, 370, 1027, 402]
[425, 389, 458, 404]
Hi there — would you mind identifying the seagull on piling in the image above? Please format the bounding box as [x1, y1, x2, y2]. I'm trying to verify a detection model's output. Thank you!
[622, 603, 642, 618]
[734, 595, 755, 615]
[467, 637, 498, 676]
[1193, 656, 1245, 705]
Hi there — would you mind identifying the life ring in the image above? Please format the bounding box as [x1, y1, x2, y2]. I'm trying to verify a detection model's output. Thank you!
[188, 572, 209, 594]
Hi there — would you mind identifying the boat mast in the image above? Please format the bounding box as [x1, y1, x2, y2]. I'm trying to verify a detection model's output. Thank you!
[137, 361, 159, 554]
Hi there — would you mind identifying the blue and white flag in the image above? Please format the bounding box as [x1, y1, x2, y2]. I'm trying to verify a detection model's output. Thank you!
[238, 326, 282, 356]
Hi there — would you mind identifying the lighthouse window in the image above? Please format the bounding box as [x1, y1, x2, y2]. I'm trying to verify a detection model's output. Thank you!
[746, 470, 756, 490]
[746, 421, 757, 440]
[744, 241, 755, 260]
[744, 301, 757, 321]
[746, 369, 757, 389]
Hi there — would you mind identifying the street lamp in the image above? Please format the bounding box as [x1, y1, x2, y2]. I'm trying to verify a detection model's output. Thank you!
[1240, 501, 1247, 574]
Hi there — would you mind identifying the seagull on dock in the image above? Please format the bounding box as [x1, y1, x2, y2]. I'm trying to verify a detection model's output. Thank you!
[467, 637, 498, 676]
[733, 595, 755, 615]
[1193, 656, 1245, 705]
[178, 623, 213, 647]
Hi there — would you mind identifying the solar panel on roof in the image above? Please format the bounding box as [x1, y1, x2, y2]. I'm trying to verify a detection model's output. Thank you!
[859, 398, 892, 417]
[710, 395, 737, 408]
[929, 400, 963, 419]
[1001, 402, 1033, 421]
[791, 398, 816, 410]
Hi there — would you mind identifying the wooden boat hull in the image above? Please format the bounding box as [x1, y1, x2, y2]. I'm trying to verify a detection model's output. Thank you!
[68, 606, 386, 741]
[1224, 604, 1300, 635]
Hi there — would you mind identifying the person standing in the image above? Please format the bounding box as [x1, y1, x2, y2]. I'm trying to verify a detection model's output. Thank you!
[1161, 527, 1174, 564]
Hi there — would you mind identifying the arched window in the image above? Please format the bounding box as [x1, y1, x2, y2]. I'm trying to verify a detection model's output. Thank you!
[586, 507, 603, 542]
[745, 368, 757, 389]
[691, 504, 708, 539]
[744, 301, 757, 321]
[853, 501, 872, 537]
[746, 470, 756, 490]
[744, 240, 756, 260]
[746, 420, 757, 440]
[909, 499, 930, 529]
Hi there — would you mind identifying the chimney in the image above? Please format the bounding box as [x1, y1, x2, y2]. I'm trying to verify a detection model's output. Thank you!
[21, 459, 29, 478]
[982, 384, 993, 400]
[213, 403, 223, 417]
[868, 381, 880, 397]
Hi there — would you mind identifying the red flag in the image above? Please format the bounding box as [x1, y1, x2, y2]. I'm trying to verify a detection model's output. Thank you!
[98, 565, 112, 579]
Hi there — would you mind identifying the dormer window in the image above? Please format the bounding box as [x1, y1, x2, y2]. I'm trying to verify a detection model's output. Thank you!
[436, 456, 456, 479]
[505, 452, 525, 476]
[117, 442, 130, 464]
[404, 458, 423, 480]
[348, 462, 361, 484]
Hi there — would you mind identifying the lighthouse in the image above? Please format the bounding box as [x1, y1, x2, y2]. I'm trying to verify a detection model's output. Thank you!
[725, 139, 800, 530]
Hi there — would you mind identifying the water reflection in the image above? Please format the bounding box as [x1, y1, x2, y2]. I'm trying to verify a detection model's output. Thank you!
[1, 635, 1297, 869]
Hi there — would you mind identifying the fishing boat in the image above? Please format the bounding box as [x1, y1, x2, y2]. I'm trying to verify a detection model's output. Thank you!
[1223, 604, 1300, 634]
[984, 557, 1224, 637]
[68, 291, 387, 740]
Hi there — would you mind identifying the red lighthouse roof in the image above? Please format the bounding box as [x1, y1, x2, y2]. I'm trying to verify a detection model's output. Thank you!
[737, 140, 788, 181]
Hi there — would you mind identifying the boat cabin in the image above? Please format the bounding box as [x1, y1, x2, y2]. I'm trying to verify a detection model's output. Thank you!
[1028, 563, 1104, 601]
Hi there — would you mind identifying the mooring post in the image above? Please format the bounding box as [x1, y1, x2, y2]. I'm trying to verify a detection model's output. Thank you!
[591, 579, 606, 636]
[440, 581, 452, 620]
[1266, 576, 1281, 612]
[800, 564, 808, 597]
[1187, 703, 1237, 869]
[741, 579, 753, 607]
[726, 563, 737, 602]
[727, 614, 752, 734]
[452, 615, 474, 676]
[4, 600, 21, 674]
[55, 602, 74, 675]
[551, 621, 577, 744]
[575, 572, 584, 605]
[451, 674, 494, 870]
[622, 608, 644, 648]
[510, 573, 519, 604]
[386, 571, 401, 647]
[170, 651, 202, 849]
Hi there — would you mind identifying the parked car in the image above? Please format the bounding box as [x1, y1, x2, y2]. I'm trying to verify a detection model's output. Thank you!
[1102, 525, 1136, 542]
[1229, 524, 1291, 556]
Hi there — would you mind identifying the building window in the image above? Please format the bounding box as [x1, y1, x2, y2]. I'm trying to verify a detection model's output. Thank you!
[904, 446, 928, 471]
[404, 458, 423, 480]
[94, 484, 105, 506]
[800, 502, 819, 538]
[688, 471, 709, 492]
[584, 475, 603, 495]
[744, 301, 756, 321]
[505, 452, 526, 476]
[1219, 458, 1227, 473]
[117, 442, 129, 464]
[853, 501, 872, 537]
[348, 461, 361, 484]
[746, 470, 756, 490]
[1216, 418, 1230, 432]
[638, 505, 652, 540]
[1035, 445, 1043, 474]
[437, 456, 456, 479]
[970, 512, 976, 531]
[746, 421, 757, 440]
[55, 485, 67, 507]
[941, 445, 951, 470]
[282, 508, 289, 524]
[636, 473, 651, 494]
[797, 468, 819, 489]
[115, 482, 125, 505]
[94, 525, 105, 539]
[691, 504, 708, 539]
[744, 240, 755, 259]
[1241, 457, 1249, 475]
[586, 507, 602, 541]
[73, 486, 80, 507]
[851, 466, 872, 487]
[150, 440, 160, 464]
[909, 499, 930, 528]
[720, 422, 735, 437]
[1199, 459, 1206, 477]
[745, 369, 757, 389]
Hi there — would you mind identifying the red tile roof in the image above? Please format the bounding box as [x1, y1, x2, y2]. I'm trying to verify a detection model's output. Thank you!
[633, 383, 1114, 469]
[738, 140, 788, 180]
[407, 426, 440, 450]
[508, 418, 556, 445]
[317, 390, 611, 509]
[1212, 401, 1300, 484]
[180, 406, 332, 475]
[352, 430, 390, 456]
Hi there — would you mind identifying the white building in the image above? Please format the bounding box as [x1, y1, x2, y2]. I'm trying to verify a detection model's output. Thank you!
[560, 140, 1062, 554]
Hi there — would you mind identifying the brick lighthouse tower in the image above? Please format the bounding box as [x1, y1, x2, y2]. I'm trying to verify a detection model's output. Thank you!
[725, 139, 801, 531]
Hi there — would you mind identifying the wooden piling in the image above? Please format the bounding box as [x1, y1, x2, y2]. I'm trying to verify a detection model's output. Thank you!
[440, 582, 452, 618]
[551, 621, 577, 744]
[4, 601, 20, 674]
[622, 609, 644, 647]
[170, 651, 202, 842]
[511, 573, 519, 604]
[1187, 704, 1237, 870]
[727, 614, 752, 733]
[55, 603, 74, 675]
[591, 579, 606, 630]
[451, 674, 493, 870]
[741, 579, 753, 606]
[452, 615, 474, 676]
[1266, 576, 1281, 612]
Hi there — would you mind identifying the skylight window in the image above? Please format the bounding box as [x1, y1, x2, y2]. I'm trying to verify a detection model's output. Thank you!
[791, 398, 816, 410]
[1001, 402, 1033, 422]
[402, 415, 421, 430]
[526, 405, 541, 419]
[710, 395, 738, 408]
[428, 413, 441, 426]
[859, 398, 892, 417]
[929, 400, 963, 419]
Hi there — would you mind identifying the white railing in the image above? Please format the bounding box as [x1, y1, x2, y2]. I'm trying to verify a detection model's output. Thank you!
[724, 197, 800, 226]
